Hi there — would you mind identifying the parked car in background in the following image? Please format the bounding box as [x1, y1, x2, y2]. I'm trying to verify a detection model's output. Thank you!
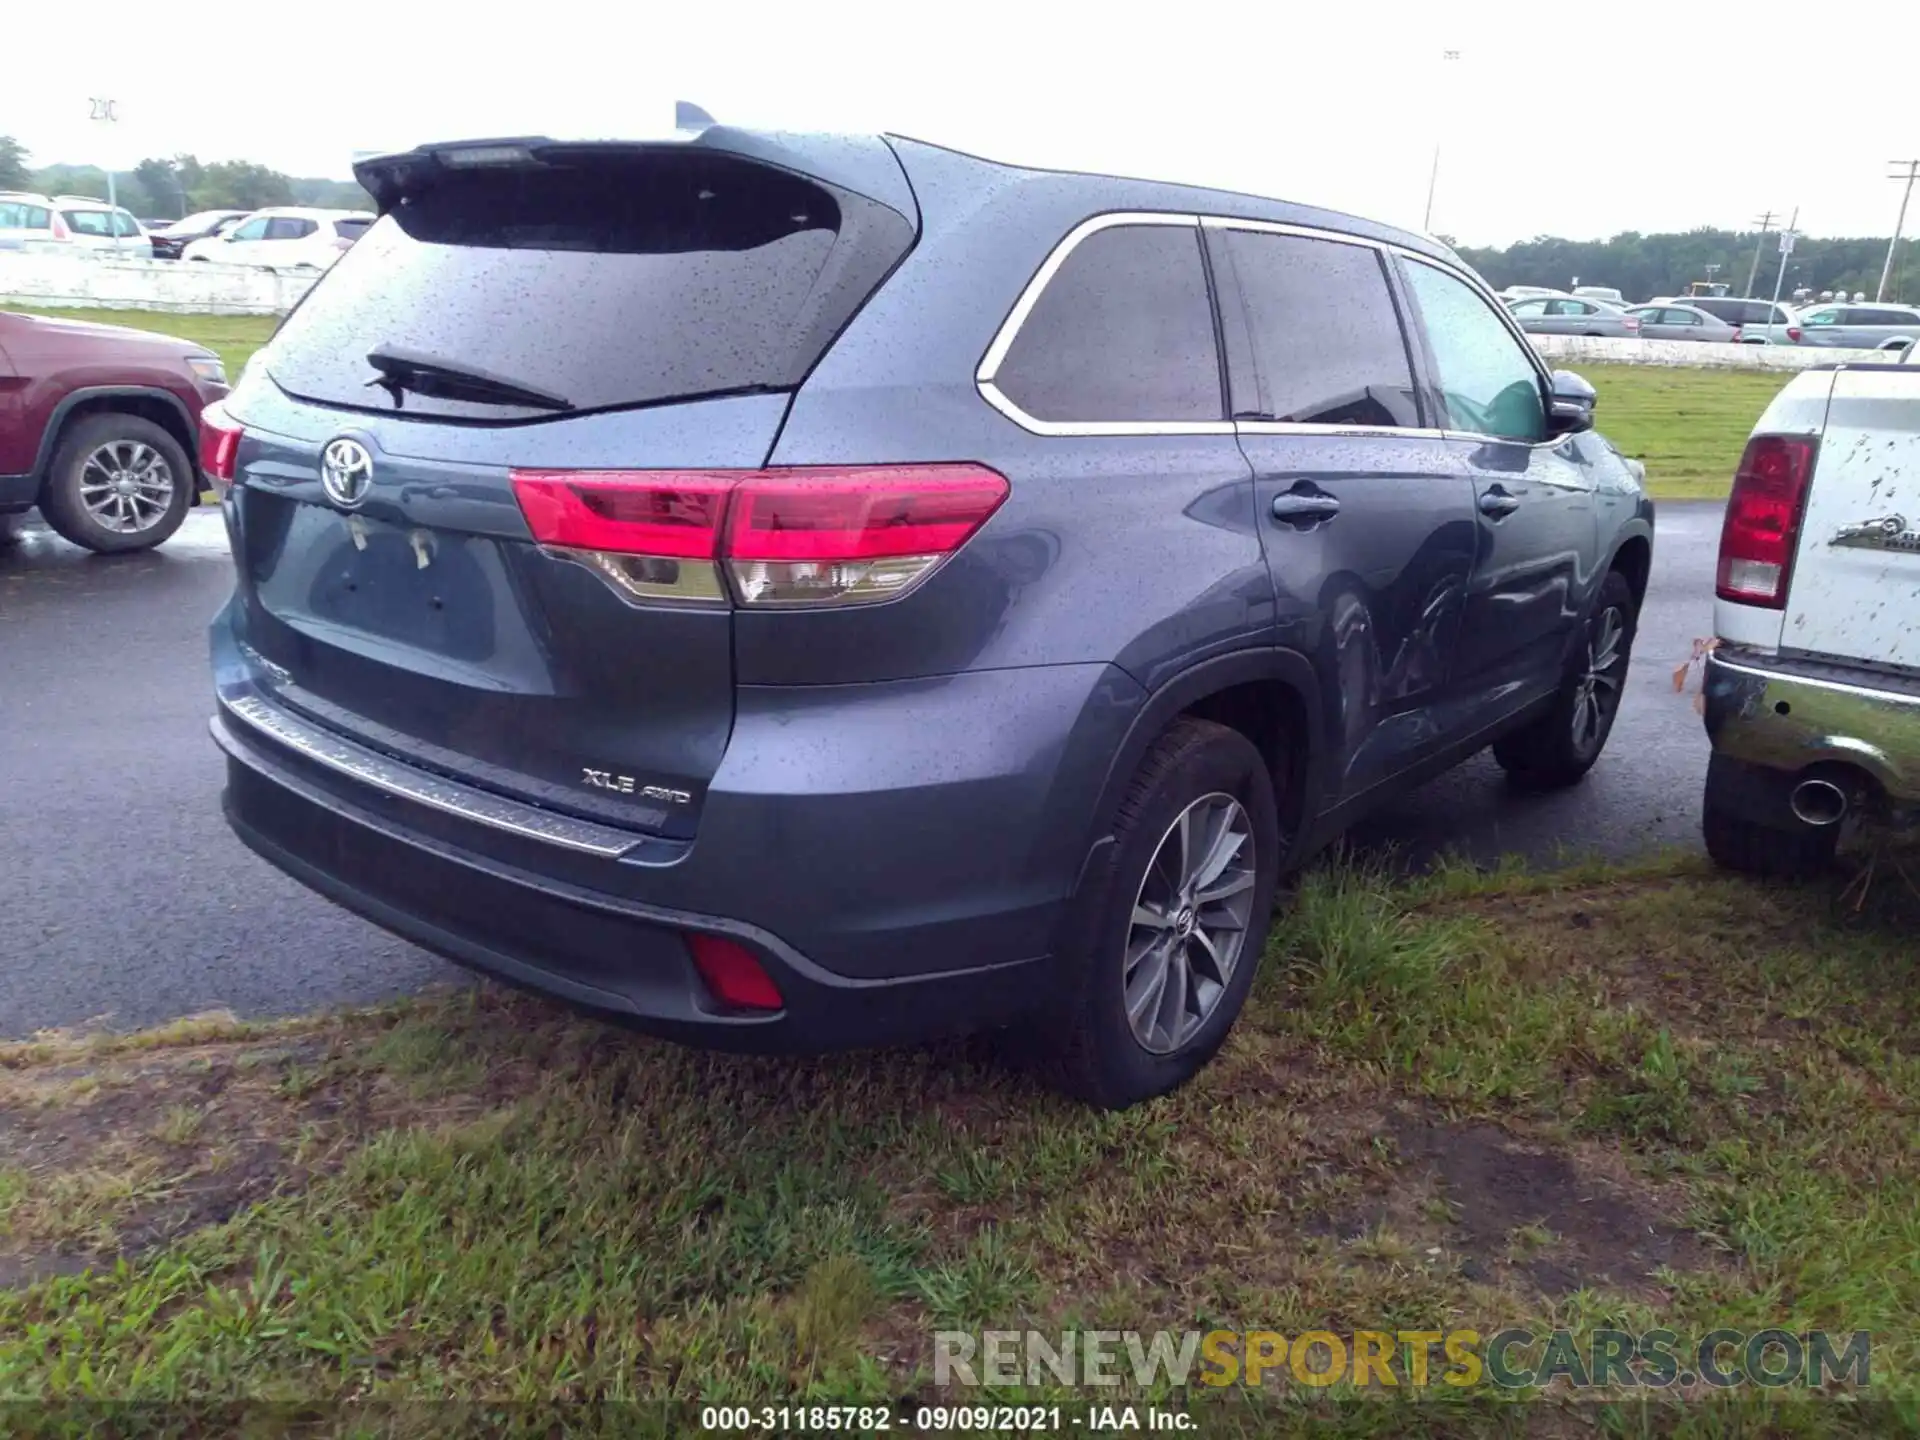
[1703, 352, 1920, 876]
[205, 125, 1653, 1108]
[1506, 295, 1642, 337]
[180, 208, 376, 271]
[1572, 285, 1627, 306]
[1498, 285, 1562, 301]
[0, 194, 151, 255]
[1790, 303, 1920, 352]
[0, 309, 227, 551]
[148, 210, 251, 260]
[1625, 303, 1740, 342]
[1654, 295, 1801, 343]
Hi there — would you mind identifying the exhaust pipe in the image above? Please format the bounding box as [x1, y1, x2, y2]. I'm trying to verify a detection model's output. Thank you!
[1790, 777, 1849, 827]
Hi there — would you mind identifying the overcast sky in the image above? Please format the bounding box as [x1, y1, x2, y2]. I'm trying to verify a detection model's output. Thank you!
[8, 0, 1919, 246]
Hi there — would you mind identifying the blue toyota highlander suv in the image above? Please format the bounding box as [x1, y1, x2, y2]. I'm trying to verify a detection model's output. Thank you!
[204, 119, 1653, 1108]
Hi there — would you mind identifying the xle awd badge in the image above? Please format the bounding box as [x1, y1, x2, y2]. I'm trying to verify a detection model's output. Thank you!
[581, 768, 693, 805]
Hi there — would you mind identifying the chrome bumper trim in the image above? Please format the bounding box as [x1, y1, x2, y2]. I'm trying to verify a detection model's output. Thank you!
[215, 693, 640, 858]
[1703, 647, 1920, 802]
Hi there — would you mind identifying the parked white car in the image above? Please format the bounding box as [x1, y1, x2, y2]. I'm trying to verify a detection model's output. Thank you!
[0, 193, 152, 255]
[1702, 345, 1920, 875]
[179, 208, 375, 271]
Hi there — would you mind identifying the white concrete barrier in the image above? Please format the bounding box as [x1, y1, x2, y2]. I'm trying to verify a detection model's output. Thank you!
[1530, 333, 1895, 371]
[0, 250, 316, 316]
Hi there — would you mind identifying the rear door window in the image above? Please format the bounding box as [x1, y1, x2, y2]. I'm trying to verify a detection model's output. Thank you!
[266, 217, 317, 240]
[229, 217, 270, 241]
[1213, 228, 1419, 427]
[1400, 259, 1546, 444]
[334, 218, 372, 241]
[992, 222, 1223, 425]
[60, 209, 114, 237]
[265, 149, 914, 421]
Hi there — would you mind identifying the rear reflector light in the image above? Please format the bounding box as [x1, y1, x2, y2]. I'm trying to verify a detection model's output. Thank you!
[687, 934, 783, 1011]
[198, 400, 243, 487]
[511, 464, 1009, 608]
[1717, 434, 1816, 607]
[1787, 326, 1802, 343]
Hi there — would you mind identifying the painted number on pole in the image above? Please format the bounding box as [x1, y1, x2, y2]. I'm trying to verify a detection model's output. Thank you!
[89, 98, 119, 121]
[1779, 231, 1796, 255]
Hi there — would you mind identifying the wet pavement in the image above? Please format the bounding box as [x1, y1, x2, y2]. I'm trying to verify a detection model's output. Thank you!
[0, 503, 1723, 1037]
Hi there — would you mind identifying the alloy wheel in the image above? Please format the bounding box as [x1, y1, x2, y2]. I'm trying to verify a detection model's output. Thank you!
[1123, 792, 1258, 1055]
[79, 441, 175, 534]
[1571, 605, 1627, 753]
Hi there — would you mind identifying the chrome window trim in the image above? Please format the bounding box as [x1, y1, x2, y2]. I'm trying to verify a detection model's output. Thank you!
[217, 693, 641, 858]
[976, 209, 1565, 448]
[976, 211, 1237, 437]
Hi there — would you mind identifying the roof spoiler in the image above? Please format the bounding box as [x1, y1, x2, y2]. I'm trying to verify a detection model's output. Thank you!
[353, 107, 916, 219]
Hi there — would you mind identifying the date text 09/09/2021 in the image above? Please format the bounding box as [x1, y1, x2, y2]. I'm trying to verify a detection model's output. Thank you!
[700, 1405, 1186, 1432]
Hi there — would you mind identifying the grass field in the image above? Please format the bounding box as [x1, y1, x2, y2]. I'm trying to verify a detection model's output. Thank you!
[3, 851, 1914, 1431]
[9, 309, 1787, 503]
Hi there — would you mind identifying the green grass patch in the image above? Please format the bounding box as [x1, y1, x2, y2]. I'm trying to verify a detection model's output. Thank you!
[1581, 362, 1793, 501]
[2, 852, 1915, 1429]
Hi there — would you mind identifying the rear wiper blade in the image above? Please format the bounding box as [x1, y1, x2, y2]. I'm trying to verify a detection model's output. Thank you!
[364, 347, 575, 412]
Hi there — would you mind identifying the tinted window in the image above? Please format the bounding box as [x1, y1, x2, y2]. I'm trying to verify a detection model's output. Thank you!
[1853, 308, 1919, 326]
[265, 217, 317, 240]
[996, 223, 1222, 424]
[60, 209, 115, 237]
[1216, 229, 1417, 427]
[1402, 260, 1546, 443]
[266, 150, 913, 420]
[334, 218, 372, 240]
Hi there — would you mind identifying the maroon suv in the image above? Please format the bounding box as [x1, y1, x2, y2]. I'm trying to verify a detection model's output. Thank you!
[0, 309, 229, 552]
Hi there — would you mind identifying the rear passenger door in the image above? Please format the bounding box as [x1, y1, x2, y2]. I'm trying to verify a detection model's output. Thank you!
[1396, 256, 1603, 715]
[1205, 221, 1481, 804]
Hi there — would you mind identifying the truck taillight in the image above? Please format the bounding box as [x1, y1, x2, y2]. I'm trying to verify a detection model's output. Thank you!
[1717, 435, 1816, 608]
[511, 464, 1009, 608]
[198, 401, 243, 488]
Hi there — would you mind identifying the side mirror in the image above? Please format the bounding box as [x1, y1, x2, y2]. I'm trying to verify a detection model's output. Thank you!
[1546, 369, 1596, 435]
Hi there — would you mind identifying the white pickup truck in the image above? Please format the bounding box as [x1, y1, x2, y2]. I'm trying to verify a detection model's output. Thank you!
[1703, 345, 1920, 874]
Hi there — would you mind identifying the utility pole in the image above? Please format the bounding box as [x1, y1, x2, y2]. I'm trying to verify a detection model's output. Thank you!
[1879, 160, 1919, 302]
[1770, 206, 1800, 321]
[1423, 50, 1462, 233]
[1746, 210, 1777, 297]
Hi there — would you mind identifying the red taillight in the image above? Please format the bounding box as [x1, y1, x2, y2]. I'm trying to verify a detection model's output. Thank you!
[510, 464, 1009, 608]
[197, 400, 242, 487]
[1717, 435, 1816, 607]
[1787, 326, 1802, 343]
[686, 934, 783, 1011]
[1623, 317, 1640, 332]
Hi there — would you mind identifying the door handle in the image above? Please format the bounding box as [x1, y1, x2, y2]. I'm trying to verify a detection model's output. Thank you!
[1271, 491, 1342, 525]
[1478, 488, 1522, 519]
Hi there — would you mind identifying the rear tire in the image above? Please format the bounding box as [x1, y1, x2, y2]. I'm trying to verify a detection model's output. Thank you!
[1048, 718, 1281, 1110]
[1493, 570, 1638, 790]
[1702, 790, 1838, 879]
[38, 413, 192, 554]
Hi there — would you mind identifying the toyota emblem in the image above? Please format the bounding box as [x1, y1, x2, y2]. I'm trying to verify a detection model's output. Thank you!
[320, 438, 373, 509]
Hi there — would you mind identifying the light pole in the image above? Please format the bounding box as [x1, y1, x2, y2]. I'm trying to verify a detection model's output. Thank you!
[89, 97, 123, 258]
[1423, 50, 1461, 233]
[1879, 160, 1919, 302]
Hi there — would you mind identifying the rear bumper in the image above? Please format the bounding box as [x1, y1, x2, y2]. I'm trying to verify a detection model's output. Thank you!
[1703, 646, 1920, 811]
[214, 707, 1049, 1052]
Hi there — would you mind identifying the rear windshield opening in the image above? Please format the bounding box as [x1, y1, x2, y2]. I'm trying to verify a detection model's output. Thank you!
[263, 149, 913, 421]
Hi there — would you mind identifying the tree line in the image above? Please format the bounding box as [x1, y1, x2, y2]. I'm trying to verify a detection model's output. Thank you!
[1449, 228, 1919, 305]
[0, 136, 371, 219]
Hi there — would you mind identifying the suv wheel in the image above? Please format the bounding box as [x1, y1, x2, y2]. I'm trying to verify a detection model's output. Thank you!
[38, 413, 192, 554]
[1052, 718, 1281, 1109]
[1493, 569, 1637, 790]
